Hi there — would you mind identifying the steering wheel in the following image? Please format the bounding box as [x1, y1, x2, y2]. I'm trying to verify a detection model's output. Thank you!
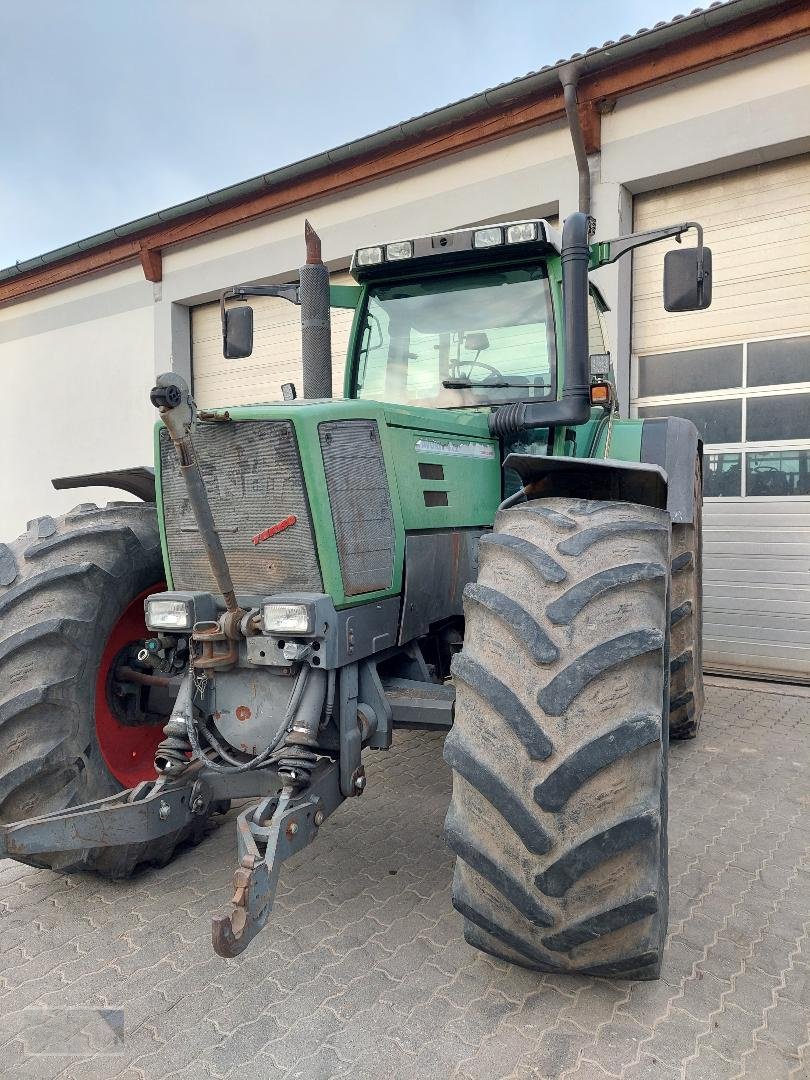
[453, 358, 505, 382]
[749, 467, 788, 496]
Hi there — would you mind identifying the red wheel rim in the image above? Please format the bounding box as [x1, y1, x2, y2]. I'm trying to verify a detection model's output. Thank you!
[94, 585, 166, 788]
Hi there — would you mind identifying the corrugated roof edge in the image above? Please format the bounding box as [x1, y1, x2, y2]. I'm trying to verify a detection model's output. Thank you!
[0, 0, 786, 283]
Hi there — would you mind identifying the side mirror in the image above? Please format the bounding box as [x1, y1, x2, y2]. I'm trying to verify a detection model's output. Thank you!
[222, 305, 254, 358]
[663, 246, 712, 312]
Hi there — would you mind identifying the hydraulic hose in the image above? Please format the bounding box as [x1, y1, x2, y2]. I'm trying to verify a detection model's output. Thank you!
[187, 664, 314, 774]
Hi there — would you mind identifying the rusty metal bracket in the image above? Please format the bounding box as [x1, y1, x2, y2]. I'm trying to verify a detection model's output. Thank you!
[211, 757, 343, 958]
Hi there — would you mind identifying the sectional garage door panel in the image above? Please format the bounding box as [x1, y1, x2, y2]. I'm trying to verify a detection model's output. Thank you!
[632, 155, 810, 682]
[702, 499, 810, 680]
[633, 157, 810, 354]
[191, 271, 356, 409]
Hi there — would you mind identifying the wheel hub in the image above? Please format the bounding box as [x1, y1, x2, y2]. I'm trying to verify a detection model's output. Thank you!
[94, 585, 169, 788]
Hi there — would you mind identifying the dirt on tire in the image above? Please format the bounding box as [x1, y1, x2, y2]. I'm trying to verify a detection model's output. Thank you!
[444, 497, 671, 979]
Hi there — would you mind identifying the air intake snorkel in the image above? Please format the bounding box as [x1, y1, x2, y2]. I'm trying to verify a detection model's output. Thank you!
[489, 60, 594, 439]
[489, 211, 593, 437]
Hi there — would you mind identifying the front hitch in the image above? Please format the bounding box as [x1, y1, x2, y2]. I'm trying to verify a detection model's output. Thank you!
[211, 758, 343, 957]
[0, 755, 345, 952]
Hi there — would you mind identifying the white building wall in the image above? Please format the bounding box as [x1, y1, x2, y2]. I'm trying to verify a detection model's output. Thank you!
[0, 267, 156, 539]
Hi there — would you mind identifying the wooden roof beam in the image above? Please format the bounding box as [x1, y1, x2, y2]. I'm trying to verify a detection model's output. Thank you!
[138, 243, 162, 283]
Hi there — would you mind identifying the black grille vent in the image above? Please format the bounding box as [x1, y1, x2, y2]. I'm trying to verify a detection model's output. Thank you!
[159, 421, 322, 595]
[319, 420, 395, 596]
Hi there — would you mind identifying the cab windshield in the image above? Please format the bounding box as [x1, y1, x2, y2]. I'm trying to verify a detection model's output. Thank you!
[353, 267, 556, 409]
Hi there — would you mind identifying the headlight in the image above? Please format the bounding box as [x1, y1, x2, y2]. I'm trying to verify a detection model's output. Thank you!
[590, 352, 611, 376]
[385, 240, 413, 261]
[473, 227, 502, 248]
[506, 222, 537, 244]
[356, 246, 383, 266]
[262, 602, 314, 635]
[145, 597, 192, 630]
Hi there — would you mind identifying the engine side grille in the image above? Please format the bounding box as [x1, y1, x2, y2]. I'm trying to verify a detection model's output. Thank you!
[159, 421, 322, 595]
[319, 420, 395, 596]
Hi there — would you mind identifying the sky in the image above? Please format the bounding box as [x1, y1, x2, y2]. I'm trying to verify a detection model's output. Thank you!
[1, 0, 694, 268]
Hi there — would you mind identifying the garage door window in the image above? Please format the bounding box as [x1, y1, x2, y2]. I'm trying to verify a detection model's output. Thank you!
[637, 344, 742, 397]
[634, 334, 810, 497]
[746, 449, 810, 497]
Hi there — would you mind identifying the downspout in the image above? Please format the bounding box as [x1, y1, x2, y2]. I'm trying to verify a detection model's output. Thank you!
[559, 63, 590, 215]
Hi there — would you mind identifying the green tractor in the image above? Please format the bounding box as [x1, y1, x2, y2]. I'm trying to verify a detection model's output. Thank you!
[0, 163, 711, 978]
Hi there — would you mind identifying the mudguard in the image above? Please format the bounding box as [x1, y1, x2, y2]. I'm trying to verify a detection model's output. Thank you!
[52, 466, 156, 503]
[505, 417, 701, 525]
[505, 453, 668, 512]
[640, 417, 702, 524]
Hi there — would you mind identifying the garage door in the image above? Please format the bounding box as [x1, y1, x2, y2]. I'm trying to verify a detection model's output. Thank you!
[632, 155, 810, 682]
[191, 271, 356, 409]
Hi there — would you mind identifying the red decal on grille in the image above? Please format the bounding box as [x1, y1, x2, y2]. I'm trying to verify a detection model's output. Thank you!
[252, 515, 297, 545]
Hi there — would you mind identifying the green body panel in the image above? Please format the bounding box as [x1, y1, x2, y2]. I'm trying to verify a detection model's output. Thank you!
[385, 422, 501, 531]
[603, 418, 644, 462]
[153, 422, 174, 590]
[328, 284, 362, 309]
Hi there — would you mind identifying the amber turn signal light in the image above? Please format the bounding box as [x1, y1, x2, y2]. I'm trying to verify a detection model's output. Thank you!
[590, 383, 611, 405]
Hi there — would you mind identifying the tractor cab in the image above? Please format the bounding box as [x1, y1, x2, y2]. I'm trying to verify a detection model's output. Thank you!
[348, 221, 560, 413]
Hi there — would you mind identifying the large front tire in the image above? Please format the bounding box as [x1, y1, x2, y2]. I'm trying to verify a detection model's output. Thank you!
[445, 498, 671, 979]
[0, 502, 207, 877]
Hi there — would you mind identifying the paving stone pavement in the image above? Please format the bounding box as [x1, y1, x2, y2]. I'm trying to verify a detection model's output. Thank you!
[0, 680, 808, 1080]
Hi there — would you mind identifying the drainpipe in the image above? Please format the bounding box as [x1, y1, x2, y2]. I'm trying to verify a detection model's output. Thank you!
[559, 63, 590, 216]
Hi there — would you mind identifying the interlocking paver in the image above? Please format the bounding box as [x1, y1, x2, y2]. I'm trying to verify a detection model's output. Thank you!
[0, 681, 808, 1079]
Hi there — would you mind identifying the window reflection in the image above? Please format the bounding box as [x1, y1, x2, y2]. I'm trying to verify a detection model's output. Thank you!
[704, 453, 742, 497]
[746, 449, 810, 497]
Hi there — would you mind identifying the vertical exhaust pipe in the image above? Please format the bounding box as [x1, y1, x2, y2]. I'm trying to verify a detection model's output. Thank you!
[299, 221, 332, 399]
[559, 64, 590, 216]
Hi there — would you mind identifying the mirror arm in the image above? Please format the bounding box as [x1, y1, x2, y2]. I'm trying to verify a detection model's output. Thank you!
[596, 221, 705, 273]
[219, 284, 300, 338]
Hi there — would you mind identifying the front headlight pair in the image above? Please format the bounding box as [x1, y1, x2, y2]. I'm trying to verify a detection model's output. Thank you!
[146, 595, 315, 636]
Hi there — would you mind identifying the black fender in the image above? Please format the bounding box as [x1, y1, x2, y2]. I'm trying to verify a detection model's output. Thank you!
[504, 453, 668, 513]
[640, 417, 702, 524]
[504, 416, 701, 524]
[51, 467, 155, 503]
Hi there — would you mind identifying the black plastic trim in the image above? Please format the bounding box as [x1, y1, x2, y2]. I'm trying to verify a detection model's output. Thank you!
[51, 467, 156, 503]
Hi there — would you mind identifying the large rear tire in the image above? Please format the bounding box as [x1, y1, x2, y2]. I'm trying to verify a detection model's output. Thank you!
[0, 502, 207, 877]
[445, 498, 671, 979]
[669, 461, 704, 739]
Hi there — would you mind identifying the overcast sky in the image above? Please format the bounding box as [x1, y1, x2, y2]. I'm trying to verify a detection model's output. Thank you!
[2, 0, 689, 268]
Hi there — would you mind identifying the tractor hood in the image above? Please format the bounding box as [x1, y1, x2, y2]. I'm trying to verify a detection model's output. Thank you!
[154, 398, 501, 609]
